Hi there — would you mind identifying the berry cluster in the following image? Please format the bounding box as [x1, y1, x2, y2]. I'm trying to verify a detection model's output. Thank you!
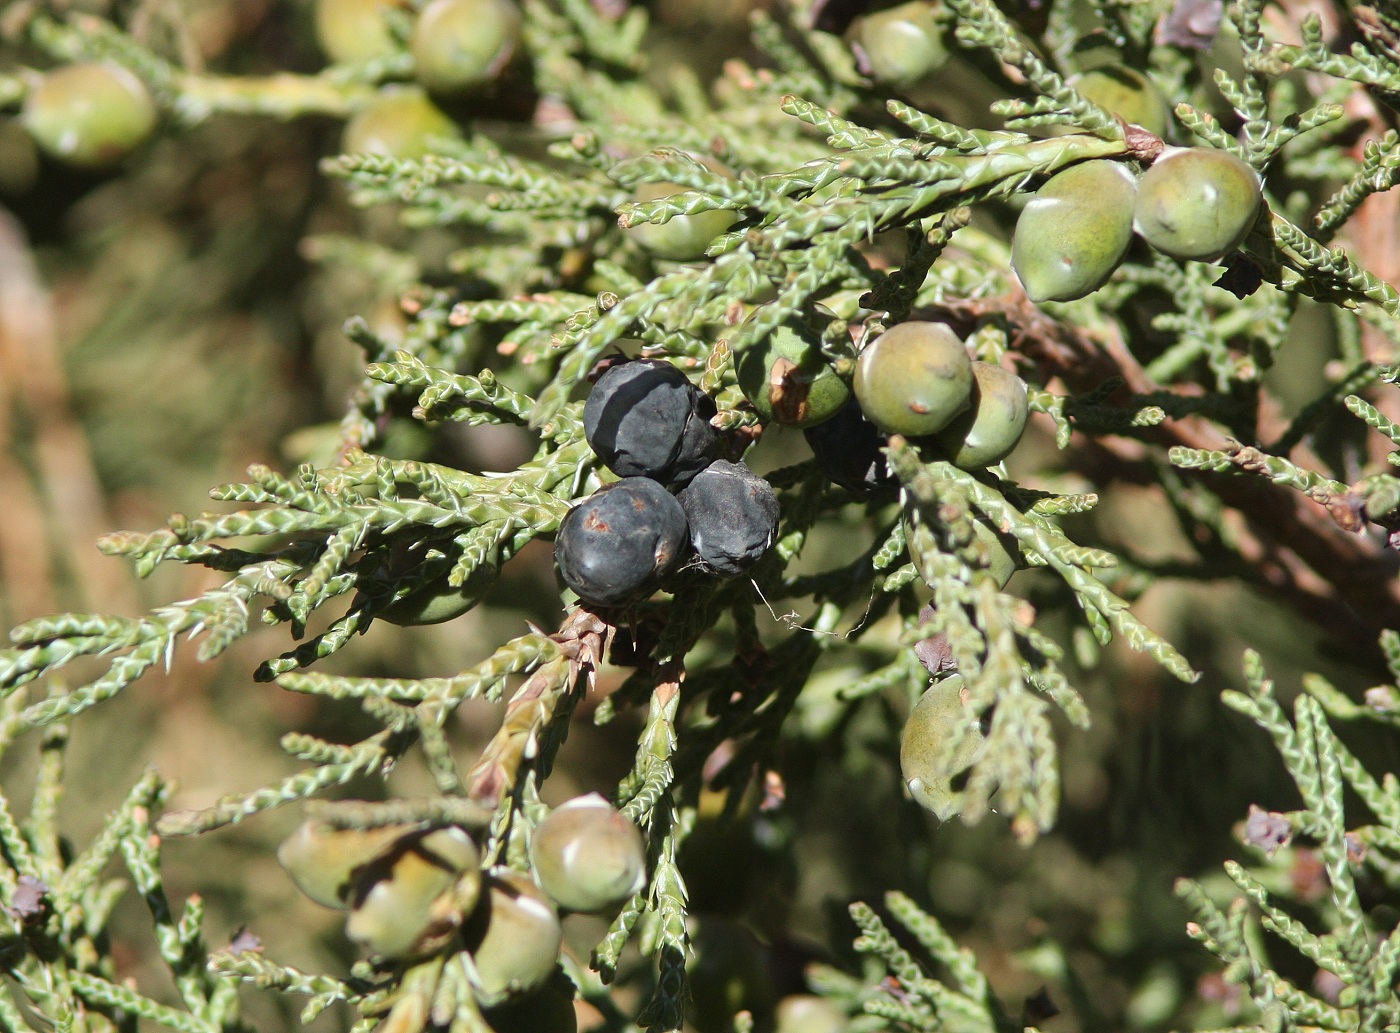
[555, 359, 780, 607]
[832, 320, 1029, 480]
[17, 0, 523, 172]
[278, 796, 645, 997]
[730, 318, 1029, 497]
[1012, 146, 1263, 303]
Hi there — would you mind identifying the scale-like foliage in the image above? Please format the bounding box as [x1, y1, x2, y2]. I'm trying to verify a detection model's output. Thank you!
[0, 0, 1398, 1029]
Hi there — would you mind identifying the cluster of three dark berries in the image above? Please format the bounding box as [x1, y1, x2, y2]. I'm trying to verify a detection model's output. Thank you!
[555, 360, 780, 607]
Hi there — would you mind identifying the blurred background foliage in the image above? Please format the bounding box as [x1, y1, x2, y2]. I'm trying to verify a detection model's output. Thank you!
[0, 0, 1397, 1030]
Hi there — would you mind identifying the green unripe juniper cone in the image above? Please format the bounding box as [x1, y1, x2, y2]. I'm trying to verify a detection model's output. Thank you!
[853, 321, 972, 436]
[341, 88, 462, 161]
[315, 0, 408, 65]
[345, 826, 481, 959]
[931, 361, 1030, 469]
[900, 674, 986, 820]
[411, 0, 523, 96]
[905, 509, 1020, 590]
[462, 871, 564, 1004]
[529, 793, 647, 912]
[1012, 159, 1137, 303]
[626, 158, 740, 261]
[277, 820, 416, 909]
[1132, 146, 1262, 261]
[374, 563, 499, 625]
[849, 1, 949, 87]
[737, 318, 852, 427]
[1068, 66, 1170, 137]
[23, 62, 157, 169]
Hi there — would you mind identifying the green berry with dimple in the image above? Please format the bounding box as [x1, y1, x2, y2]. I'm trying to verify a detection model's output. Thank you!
[1012, 159, 1137, 304]
[530, 794, 646, 913]
[315, 0, 409, 65]
[737, 318, 852, 428]
[626, 159, 740, 261]
[341, 89, 462, 161]
[411, 0, 522, 96]
[899, 675, 986, 820]
[931, 361, 1029, 469]
[1069, 66, 1169, 137]
[346, 827, 481, 959]
[849, 1, 949, 87]
[1133, 147, 1262, 261]
[853, 321, 972, 436]
[23, 63, 157, 169]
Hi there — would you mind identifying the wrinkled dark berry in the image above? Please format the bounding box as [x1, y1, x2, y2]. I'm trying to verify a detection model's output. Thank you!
[803, 395, 894, 494]
[677, 461, 779, 575]
[583, 360, 718, 485]
[555, 479, 689, 606]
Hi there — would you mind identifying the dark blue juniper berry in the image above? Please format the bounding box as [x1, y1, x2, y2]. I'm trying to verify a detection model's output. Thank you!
[676, 460, 779, 575]
[555, 478, 689, 607]
[583, 359, 717, 486]
[803, 396, 896, 495]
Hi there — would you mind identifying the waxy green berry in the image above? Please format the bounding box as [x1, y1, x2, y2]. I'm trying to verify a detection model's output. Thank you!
[277, 820, 415, 910]
[530, 794, 647, 913]
[905, 509, 1020, 591]
[931, 361, 1029, 469]
[411, 0, 522, 95]
[1133, 146, 1262, 261]
[315, 0, 408, 65]
[899, 675, 986, 820]
[849, 1, 949, 87]
[341, 88, 462, 161]
[626, 159, 740, 261]
[1012, 159, 1137, 303]
[462, 871, 564, 1004]
[374, 564, 498, 625]
[1069, 66, 1169, 137]
[853, 321, 972, 436]
[346, 826, 481, 959]
[23, 63, 157, 169]
[737, 318, 852, 428]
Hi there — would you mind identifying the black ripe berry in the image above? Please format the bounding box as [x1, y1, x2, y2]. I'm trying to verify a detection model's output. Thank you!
[555, 479, 689, 607]
[584, 360, 717, 486]
[677, 461, 779, 575]
[804, 396, 895, 495]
